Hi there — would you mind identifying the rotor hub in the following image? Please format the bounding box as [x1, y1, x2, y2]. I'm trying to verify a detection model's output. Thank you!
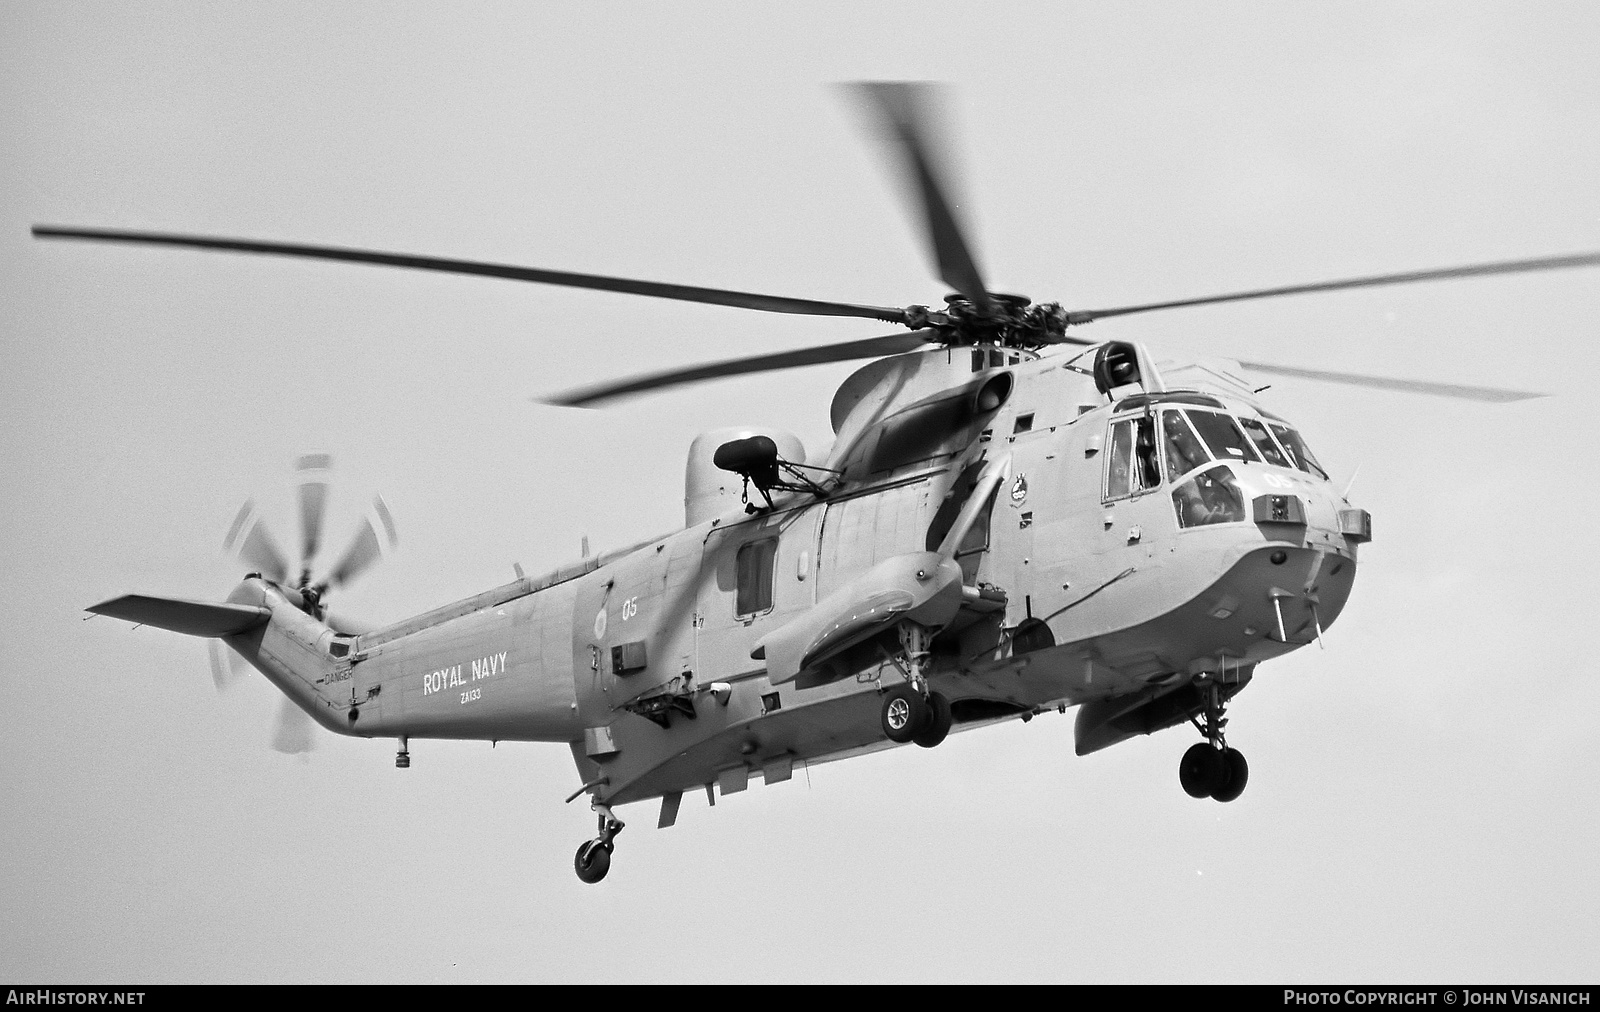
[906, 293, 1071, 350]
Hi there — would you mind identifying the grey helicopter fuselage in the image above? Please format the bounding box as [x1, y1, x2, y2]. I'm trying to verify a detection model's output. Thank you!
[217, 340, 1368, 814]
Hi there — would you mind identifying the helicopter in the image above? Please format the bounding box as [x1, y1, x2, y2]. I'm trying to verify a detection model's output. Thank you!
[40, 83, 1599, 885]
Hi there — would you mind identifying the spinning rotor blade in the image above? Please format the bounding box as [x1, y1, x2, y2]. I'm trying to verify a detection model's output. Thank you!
[543, 330, 936, 407]
[322, 496, 398, 590]
[1066, 251, 1600, 324]
[32, 226, 909, 324]
[207, 639, 248, 693]
[208, 641, 313, 757]
[270, 696, 316, 755]
[224, 501, 289, 584]
[324, 612, 379, 637]
[847, 82, 991, 311]
[295, 454, 332, 572]
[1237, 360, 1544, 402]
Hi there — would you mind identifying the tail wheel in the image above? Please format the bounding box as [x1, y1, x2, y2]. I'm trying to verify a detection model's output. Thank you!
[913, 691, 953, 748]
[881, 684, 930, 743]
[574, 840, 612, 884]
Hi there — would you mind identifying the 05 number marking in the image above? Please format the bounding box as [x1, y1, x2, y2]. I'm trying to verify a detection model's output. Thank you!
[621, 596, 639, 621]
[460, 688, 482, 705]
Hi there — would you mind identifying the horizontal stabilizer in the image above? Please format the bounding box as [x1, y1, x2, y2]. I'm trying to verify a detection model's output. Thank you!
[87, 594, 271, 638]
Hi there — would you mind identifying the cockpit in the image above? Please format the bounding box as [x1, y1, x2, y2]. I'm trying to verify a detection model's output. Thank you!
[1104, 393, 1329, 529]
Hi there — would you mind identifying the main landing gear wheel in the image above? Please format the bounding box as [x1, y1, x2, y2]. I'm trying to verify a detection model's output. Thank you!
[881, 684, 929, 743]
[913, 691, 952, 748]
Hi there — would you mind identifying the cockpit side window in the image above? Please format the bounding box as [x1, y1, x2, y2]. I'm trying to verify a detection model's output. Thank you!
[1238, 416, 1292, 468]
[1135, 416, 1159, 488]
[1266, 422, 1329, 480]
[1187, 410, 1261, 465]
[1172, 465, 1247, 528]
[1105, 416, 1160, 500]
[1161, 409, 1211, 482]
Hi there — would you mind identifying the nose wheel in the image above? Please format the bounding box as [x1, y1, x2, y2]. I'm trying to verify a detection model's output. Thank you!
[1179, 682, 1249, 802]
[574, 806, 625, 884]
[1180, 742, 1249, 801]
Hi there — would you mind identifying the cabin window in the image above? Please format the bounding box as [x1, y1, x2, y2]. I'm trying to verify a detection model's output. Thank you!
[968, 348, 1007, 372]
[1013, 412, 1034, 434]
[735, 538, 778, 616]
[1105, 416, 1160, 500]
[1172, 465, 1247, 528]
[1265, 421, 1329, 481]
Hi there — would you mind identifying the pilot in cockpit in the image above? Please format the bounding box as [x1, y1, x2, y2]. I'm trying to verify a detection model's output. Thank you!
[1162, 410, 1208, 482]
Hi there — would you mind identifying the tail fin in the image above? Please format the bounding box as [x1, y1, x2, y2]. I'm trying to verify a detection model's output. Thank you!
[87, 594, 270, 637]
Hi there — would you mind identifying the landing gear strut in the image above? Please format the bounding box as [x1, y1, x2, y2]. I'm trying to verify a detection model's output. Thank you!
[878, 624, 953, 748]
[574, 804, 625, 884]
[1179, 682, 1248, 802]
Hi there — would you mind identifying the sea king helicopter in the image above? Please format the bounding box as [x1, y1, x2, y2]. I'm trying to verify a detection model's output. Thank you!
[45, 84, 1599, 883]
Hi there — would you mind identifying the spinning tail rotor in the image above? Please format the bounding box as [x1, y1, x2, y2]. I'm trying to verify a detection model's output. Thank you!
[223, 455, 397, 621]
[214, 456, 399, 753]
[206, 639, 312, 755]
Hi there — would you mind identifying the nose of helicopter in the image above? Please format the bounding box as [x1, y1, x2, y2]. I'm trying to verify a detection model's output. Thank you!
[1229, 466, 1355, 554]
[1223, 468, 1365, 654]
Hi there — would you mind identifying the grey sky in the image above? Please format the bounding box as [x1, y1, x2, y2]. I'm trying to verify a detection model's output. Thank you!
[3, 1, 1597, 983]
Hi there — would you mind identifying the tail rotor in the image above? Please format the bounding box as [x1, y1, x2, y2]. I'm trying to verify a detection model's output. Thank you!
[207, 638, 246, 693]
[224, 500, 290, 584]
[216, 454, 398, 755]
[270, 697, 316, 756]
[295, 453, 331, 589]
[315, 494, 398, 599]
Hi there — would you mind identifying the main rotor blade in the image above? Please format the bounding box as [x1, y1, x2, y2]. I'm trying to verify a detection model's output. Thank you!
[1067, 251, 1600, 324]
[296, 453, 332, 574]
[32, 226, 909, 324]
[847, 82, 991, 310]
[542, 330, 936, 407]
[1238, 359, 1545, 402]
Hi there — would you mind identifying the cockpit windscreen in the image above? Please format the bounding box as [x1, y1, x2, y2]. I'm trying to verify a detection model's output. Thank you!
[1265, 421, 1329, 480]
